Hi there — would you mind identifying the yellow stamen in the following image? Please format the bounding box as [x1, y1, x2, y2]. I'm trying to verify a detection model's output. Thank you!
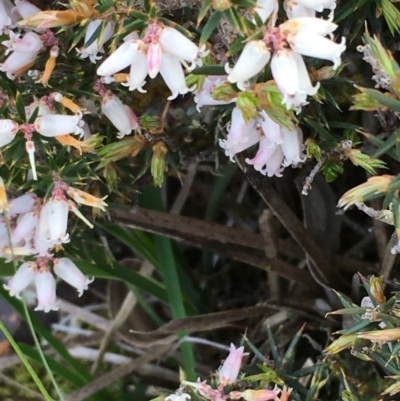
[113, 73, 130, 83]
[55, 134, 94, 155]
[67, 187, 108, 211]
[36, 46, 59, 87]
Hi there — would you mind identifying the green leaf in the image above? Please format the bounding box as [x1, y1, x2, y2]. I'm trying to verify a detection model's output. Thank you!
[191, 65, 226, 75]
[197, 0, 212, 25]
[15, 91, 26, 121]
[380, 0, 400, 35]
[83, 21, 103, 49]
[362, 87, 400, 112]
[0, 322, 53, 401]
[200, 11, 222, 44]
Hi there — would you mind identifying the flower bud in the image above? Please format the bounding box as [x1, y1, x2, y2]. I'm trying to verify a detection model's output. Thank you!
[218, 343, 246, 385]
[151, 142, 168, 188]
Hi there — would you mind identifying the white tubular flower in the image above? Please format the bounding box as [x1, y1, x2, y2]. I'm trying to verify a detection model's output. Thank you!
[0, 50, 37, 79]
[194, 76, 234, 111]
[2, 31, 43, 55]
[33, 229, 55, 256]
[97, 40, 143, 76]
[25, 98, 52, 120]
[159, 52, 194, 100]
[159, 26, 204, 69]
[77, 20, 114, 63]
[288, 32, 346, 69]
[39, 197, 69, 243]
[219, 107, 261, 160]
[281, 126, 306, 166]
[280, 17, 338, 36]
[34, 268, 58, 313]
[121, 49, 148, 92]
[245, 138, 284, 177]
[285, 1, 317, 18]
[295, 0, 336, 12]
[255, 0, 279, 24]
[11, 211, 38, 244]
[0, 0, 14, 34]
[9, 193, 39, 216]
[13, 0, 41, 18]
[271, 49, 319, 110]
[260, 110, 283, 147]
[54, 258, 94, 297]
[4, 261, 37, 299]
[101, 91, 135, 139]
[34, 113, 84, 137]
[0, 119, 19, 146]
[225, 41, 271, 90]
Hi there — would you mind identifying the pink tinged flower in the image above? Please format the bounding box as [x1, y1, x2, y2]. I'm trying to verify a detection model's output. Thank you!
[255, 0, 279, 24]
[97, 40, 139, 76]
[34, 113, 84, 137]
[9, 193, 39, 216]
[3, 31, 43, 55]
[14, 0, 41, 18]
[39, 197, 69, 243]
[280, 17, 338, 36]
[0, 119, 19, 146]
[77, 20, 114, 63]
[101, 91, 135, 139]
[218, 343, 246, 385]
[54, 257, 94, 297]
[225, 41, 271, 90]
[159, 52, 194, 100]
[11, 211, 38, 244]
[194, 75, 234, 111]
[4, 261, 37, 299]
[34, 268, 58, 313]
[246, 138, 284, 177]
[281, 126, 306, 167]
[147, 42, 162, 79]
[288, 32, 346, 69]
[121, 48, 148, 92]
[159, 26, 203, 69]
[0, 50, 37, 79]
[219, 108, 261, 160]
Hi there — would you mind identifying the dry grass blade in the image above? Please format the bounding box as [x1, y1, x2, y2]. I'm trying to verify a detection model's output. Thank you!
[64, 344, 172, 401]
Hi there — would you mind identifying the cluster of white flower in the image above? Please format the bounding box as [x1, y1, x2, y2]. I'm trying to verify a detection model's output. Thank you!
[195, 0, 345, 177]
[0, 0, 347, 310]
[1, 183, 107, 311]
